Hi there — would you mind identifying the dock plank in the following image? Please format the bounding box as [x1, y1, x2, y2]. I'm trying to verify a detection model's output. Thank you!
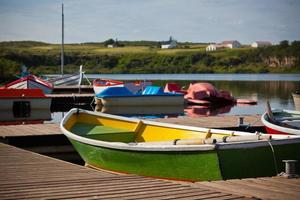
[152, 115, 263, 129]
[0, 123, 61, 137]
[196, 177, 300, 200]
[0, 143, 248, 200]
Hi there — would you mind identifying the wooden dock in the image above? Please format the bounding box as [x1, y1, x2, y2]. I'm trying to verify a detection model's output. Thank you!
[0, 143, 251, 200]
[153, 115, 263, 129]
[1, 142, 299, 199]
[196, 177, 300, 200]
[0, 123, 61, 138]
[0, 118, 299, 199]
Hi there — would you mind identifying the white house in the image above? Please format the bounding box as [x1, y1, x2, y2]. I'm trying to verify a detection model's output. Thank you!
[206, 44, 224, 51]
[107, 44, 116, 48]
[206, 40, 242, 52]
[251, 41, 272, 48]
[161, 37, 177, 49]
[221, 40, 241, 49]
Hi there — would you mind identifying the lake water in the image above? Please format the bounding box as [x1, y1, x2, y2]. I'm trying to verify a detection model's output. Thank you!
[86, 73, 300, 81]
[1, 73, 299, 124]
[85, 73, 300, 115]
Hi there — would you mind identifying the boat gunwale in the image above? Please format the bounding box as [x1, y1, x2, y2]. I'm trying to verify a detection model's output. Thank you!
[93, 78, 124, 87]
[261, 110, 300, 135]
[5, 75, 54, 89]
[61, 108, 300, 152]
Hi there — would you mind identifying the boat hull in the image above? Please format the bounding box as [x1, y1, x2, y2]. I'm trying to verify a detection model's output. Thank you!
[97, 105, 184, 116]
[69, 138, 300, 181]
[6, 77, 53, 94]
[0, 89, 52, 110]
[96, 95, 184, 106]
[49, 73, 81, 86]
[261, 110, 300, 135]
[93, 80, 152, 95]
[69, 139, 222, 181]
[0, 98, 51, 110]
[61, 109, 300, 181]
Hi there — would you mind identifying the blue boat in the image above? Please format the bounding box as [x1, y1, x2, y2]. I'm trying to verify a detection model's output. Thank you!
[95, 86, 184, 106]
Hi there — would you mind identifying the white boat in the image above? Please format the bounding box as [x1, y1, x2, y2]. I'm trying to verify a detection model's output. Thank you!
[95, 86, 184, 107]
[47, 65, 88, 87]
[261, 109, 300, 135]
[0, 108, 51, 125]
[0, 88, 52, 110]
[93, 79, 152, 95]
[93, 79, 123, 95]
[4, 75, 53, 94]
[93, 79, 151, 95]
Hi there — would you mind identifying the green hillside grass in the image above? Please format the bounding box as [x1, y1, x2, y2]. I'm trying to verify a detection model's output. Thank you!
[0, 40, 299, 82]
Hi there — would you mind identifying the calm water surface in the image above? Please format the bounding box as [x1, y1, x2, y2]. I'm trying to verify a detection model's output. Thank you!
[1, 74, 299, 124]
[49, 74, 300, 122]
[87, 73, 300, 81]
[86, 73, 300, 115]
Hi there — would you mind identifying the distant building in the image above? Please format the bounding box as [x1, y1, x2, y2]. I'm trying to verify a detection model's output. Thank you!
[206, 44, 224, 51]
[107, 44, 116, 48]
[206, 40, 242, 52]
[161, 36, 177, 49]
[107, 38, 119, 48]
[221, 40, 241, 49]
[251, 41, 272, 48]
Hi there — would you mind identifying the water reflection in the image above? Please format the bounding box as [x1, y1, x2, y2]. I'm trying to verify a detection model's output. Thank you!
[99, 105, 184, 117]
[1, 80, 298, 123]
[185, 105, 233, 117]
[157, 80, 299, 114]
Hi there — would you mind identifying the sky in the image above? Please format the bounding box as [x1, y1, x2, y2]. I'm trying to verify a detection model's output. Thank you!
[0, 0, 300, 44]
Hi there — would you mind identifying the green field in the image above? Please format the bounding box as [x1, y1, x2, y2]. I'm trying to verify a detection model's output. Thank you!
[2, 43, 207, 55]
[0, 41, 299, 82]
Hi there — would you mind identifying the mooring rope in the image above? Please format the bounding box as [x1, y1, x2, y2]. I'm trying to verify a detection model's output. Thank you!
[245, 117, 261, 129]
[267, 140, 278, 175]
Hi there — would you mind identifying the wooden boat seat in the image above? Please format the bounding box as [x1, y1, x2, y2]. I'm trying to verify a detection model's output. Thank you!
[70, 123, 136, 143]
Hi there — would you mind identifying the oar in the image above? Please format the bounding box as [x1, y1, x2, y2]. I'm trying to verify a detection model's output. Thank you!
[214, 134, 272, 143]
[135, 138, 216, 146]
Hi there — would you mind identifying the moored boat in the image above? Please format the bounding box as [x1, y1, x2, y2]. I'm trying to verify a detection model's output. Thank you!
[0, 108, 51, 125]
[261, 108, 300, 135]
[3, 75, 53, 94]
[97, 105, 184, 116]
[0, 88, 52, 110]
[95, 86, 184, 106]
[292, 91, 300, 111]
[93, 79, 152, 95]
[165, 82, 257, 105]
[61, 108, 300, 181]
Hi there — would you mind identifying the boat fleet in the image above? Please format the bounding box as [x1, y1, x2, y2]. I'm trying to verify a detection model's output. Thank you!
[1, 70, 299, 181]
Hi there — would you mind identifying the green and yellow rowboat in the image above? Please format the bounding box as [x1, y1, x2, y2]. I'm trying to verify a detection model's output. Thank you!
[61, 108, 300, 181]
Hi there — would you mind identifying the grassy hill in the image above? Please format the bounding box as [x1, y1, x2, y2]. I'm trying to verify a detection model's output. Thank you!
[0, 40, 299, 82]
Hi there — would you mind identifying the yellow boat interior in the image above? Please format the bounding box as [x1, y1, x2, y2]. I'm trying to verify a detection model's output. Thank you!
[64, 112, 238, 144]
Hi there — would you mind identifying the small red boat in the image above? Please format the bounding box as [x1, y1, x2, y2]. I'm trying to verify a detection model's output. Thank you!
[164, 83, 187, 95]
[261, 103, 300, 135]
